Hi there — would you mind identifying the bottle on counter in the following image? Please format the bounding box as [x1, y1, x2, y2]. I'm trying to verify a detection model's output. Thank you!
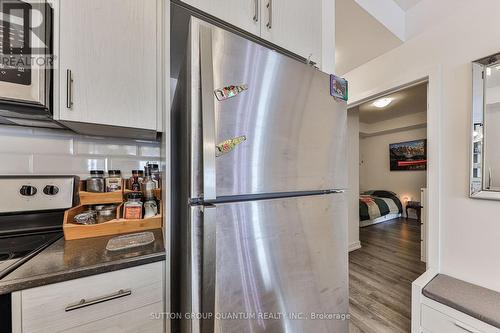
[123, 192, 143, 219]
[141, 165, 156, 201]
[106, 170, 122, 192]
[86, 170, 105, 193]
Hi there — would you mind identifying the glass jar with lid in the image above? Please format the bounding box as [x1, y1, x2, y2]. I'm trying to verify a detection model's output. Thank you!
[123, 192, 143, 219]
[106, 170, 122, 192]
[86, 170, 105, 193]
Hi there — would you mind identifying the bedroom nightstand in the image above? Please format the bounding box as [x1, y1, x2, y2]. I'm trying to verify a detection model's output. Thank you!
[406, 201, 422, 221]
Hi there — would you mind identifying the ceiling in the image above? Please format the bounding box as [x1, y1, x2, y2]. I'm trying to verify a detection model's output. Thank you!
[335, 0, 403, 75]
[392, 0, 422, 11]
[357, 82, 428, 124]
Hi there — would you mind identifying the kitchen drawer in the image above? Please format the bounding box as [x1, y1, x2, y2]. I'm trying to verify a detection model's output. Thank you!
[21, 262, 163, 333]
[64, 302, 163, 333]
[422, 304, 499, 333]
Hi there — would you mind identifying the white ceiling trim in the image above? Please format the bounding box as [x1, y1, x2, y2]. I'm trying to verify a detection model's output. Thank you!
[354, 0, 406, 41]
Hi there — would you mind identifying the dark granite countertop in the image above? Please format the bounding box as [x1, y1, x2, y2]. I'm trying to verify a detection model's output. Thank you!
[0, 229, 165, 295]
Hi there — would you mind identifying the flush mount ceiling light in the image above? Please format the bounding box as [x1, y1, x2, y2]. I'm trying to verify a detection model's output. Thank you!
[373, 98, 393, 108]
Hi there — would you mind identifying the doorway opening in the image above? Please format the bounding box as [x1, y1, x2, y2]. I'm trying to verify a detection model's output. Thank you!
[348, 82, 428, 333]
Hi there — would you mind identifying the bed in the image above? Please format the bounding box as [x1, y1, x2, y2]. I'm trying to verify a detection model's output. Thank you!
[359, 190, 403, 227]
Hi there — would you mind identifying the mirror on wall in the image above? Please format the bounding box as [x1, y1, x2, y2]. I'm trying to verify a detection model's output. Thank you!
[471, 53, 500, 200]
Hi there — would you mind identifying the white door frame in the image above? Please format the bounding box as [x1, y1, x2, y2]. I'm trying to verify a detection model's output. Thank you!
[347, 65, 442, 333]
[347, 65, 442, 271]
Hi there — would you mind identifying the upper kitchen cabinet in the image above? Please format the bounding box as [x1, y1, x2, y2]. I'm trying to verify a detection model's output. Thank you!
[55, 0, 163, 139]
[260, 0, 322, 65]
[179, 0, 322, 66]
[181, 0, 260, 35]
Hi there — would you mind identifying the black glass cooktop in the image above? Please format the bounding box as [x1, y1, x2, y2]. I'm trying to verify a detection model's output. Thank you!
[0, 210, 65, 280]
[0, 231, 62, 279]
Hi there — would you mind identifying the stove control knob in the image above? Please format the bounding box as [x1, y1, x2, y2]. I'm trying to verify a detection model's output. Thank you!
[20, 185, 37, 197]
[43, 185, 59, 196]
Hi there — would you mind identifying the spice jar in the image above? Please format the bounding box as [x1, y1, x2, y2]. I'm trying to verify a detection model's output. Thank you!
[86, 170, 105, 193]
[95, 204, 118, 223]
[148, 163, 161, 189]
[106, 170, 122, 192]
[129, 170, 143, 191]
[73, 210, 97, 225]
[142, 165, 156, 201]
[143, 199, 158, 218]
[123, 192, 143, 219]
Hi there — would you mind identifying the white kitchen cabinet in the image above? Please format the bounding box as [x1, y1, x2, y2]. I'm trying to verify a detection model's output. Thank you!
[14, 262, 164, 333]
[64, 302, 164, 333]
[181, 0, 260, 35]
[260, 0, 322, 64]
[56, 0, 163, 135]
[180, 0, 322, 65]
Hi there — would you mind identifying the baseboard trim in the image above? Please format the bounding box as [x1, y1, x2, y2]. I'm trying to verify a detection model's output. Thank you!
[349, 241, 361, 252]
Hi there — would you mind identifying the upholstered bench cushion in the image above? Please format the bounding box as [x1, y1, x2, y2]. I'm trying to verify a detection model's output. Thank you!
[423, 274, 500, 329]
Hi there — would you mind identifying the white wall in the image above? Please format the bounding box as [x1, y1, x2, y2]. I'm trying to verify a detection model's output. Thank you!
[347, 110, 360, 251]
[0, 125, 161, 179]
[360, 127, 427, 219]
[345, 0, 500, 291]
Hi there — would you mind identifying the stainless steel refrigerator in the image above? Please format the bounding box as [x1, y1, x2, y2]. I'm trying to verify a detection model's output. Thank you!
[171, 5, 348, 332]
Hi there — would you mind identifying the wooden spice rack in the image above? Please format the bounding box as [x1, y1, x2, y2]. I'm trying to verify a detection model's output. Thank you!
[63, 180, 162, 240]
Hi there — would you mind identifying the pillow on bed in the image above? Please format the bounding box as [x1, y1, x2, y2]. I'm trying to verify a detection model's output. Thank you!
[370, 190, 398, 198]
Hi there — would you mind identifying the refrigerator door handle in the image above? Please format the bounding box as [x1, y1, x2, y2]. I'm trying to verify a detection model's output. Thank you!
[200, 26, 217, 201]
[201, 205, 217, 333]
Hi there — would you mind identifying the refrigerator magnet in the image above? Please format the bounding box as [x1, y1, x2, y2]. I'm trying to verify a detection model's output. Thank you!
[216, 136, 247, 157]
[330, 75, 348, 101]
[214, 84, 248, 101]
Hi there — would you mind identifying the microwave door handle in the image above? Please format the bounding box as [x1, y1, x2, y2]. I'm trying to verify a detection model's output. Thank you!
[200, 26, 217, 201]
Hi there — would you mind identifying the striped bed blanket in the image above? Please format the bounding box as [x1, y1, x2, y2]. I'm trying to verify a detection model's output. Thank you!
[359, 194, 402, 222]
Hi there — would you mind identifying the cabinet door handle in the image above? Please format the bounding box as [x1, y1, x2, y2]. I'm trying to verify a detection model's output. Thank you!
[66, 69, 74, 109]
[454, 321, 481, 333]
[266, 0, 272, 29]
[65, 289, 132, 312]
[253, 0, 258, 22]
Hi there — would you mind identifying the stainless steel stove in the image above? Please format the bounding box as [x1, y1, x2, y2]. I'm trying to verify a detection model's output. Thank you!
[0, 176, 77, 279]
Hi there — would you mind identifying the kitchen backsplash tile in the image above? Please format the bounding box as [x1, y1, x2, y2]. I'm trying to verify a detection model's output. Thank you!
[0, 153, 33, 174]
[108, 158, 161, 176]
[0, 125, 34, 136]
[33, 154, 107, 177]
[0, 134, 73, 155]
[138, 145, 161, 157]
[75, 141, 138, 156]
[0, 125, 161, 177]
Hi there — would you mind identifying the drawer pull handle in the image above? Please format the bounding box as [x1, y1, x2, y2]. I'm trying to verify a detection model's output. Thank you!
[454, 321, 481, 333]
[65, 289, 132, 312]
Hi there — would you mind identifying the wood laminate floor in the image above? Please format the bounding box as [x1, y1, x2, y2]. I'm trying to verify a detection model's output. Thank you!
[349, 218, 426, 333]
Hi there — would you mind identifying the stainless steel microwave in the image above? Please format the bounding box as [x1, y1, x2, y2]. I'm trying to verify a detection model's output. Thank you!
[0, 0, 56, 127]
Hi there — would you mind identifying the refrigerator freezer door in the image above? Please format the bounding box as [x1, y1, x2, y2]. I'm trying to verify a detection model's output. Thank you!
[194, 22, 347, 200]
[189, 194, 349, 333]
